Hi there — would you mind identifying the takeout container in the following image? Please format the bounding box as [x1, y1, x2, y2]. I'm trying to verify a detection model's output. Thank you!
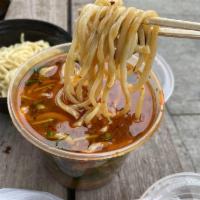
[0, 19, 71, 113]
[141, 172, 200, 200]
[8, 43, 164, 189]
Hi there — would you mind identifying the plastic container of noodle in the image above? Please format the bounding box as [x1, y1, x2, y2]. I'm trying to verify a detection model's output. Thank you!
[8, 43, 165, 189]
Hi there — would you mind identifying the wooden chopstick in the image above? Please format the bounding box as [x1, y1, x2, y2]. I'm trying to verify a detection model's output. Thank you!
[144, 17, 200, 39]
[147, 17, 200, 32]
[159, 28, 200, 39]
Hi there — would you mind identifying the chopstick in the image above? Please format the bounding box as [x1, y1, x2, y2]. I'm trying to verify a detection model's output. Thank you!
[159, 28, 200, 39]
[147, 17, 200, 31]
[145, 17, 200, 39]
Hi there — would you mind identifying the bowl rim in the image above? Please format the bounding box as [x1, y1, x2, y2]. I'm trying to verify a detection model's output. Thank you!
[8, 43, 165, 161]
[0, 18, 68, 35]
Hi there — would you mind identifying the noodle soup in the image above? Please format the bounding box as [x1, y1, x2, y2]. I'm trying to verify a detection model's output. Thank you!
[8, 44, 164, 189]
[17, 55, 156, 153]
[8, 0, 166, 189]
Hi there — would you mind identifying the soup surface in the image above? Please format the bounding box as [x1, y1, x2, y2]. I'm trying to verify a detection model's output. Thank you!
[17, 55, 156, 153]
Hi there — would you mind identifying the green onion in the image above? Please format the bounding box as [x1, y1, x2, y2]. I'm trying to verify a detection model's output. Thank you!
[103, 133, 112, 141]
[46, 130, 56, 138]
[46, 131, 67, 140]
[25, 79, 40, 86]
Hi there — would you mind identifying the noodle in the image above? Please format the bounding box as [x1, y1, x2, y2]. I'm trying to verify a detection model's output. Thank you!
[56, 0, 159, 126]
[0, 35, 49, 97]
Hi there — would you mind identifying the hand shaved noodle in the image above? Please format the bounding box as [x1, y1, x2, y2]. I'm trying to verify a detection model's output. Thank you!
[0, 35, 50, 97]
[56, 0, 159, 126]
[135, 85, 145, 120]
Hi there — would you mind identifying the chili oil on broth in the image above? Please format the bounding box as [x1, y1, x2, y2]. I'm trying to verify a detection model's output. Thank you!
[17, 57, 155, 153]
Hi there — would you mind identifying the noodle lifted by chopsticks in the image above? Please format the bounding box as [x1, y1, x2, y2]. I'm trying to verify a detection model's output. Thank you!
[56, 0, 159, 126]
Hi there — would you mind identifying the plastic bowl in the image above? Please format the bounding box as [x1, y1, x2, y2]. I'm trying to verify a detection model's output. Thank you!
[8, 43, 165, 189]
[141, 172, 200, 200]
[153, 54, 174, 103]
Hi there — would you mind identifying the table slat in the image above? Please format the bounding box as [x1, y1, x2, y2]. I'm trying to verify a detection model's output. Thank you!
[0, 114, 67, 199]
[172, 115, 200, 172]
[6, 0, 68, 30]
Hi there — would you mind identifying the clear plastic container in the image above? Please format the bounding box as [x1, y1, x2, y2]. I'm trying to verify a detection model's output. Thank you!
[141, 173, 200, 200]
[8, 43, 164, 189]
[127, 53, 174, 102]
[153, 54, 174, 102]
[0, 188, 62, 200]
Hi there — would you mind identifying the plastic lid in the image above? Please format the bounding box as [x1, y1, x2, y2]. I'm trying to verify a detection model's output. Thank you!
[153, 54, 174, 102]
[141, 173, 200, 200]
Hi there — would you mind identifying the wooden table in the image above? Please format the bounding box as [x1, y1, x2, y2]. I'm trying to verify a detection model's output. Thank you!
[0, 0, 200, 199]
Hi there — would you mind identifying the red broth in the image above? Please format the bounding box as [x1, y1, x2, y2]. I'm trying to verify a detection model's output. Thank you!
[17, 56, 155, 153]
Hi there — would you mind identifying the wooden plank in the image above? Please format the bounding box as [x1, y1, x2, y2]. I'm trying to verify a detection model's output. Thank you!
[73, 0, 200, 21]
[6, 0, 68, 30]
[159, 36, 200, 115]
[124, 0, 200, 20]
[172, 115, 200, 172]
[72, 0, 91, 19]
[72, 0, 92, 32]
[0, 113, 66, 199]
[76, 112, 183, 200]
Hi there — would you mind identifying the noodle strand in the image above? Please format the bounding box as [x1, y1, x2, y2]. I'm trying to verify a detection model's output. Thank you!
[57, 0, 159, 126]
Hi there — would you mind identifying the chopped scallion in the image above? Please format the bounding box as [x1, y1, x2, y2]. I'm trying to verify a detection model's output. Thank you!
[103, 133, 112, 141]
[46, 130, 56, 138]
[46, 131, 67, 140]
[25, 79, 40, 86]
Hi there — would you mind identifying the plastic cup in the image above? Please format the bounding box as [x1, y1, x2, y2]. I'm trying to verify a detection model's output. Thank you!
[8, 43, 164, 189]
[141, 172, 200, 200]
[127, 53, 174, 103]
[153, 54, 174, 103]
